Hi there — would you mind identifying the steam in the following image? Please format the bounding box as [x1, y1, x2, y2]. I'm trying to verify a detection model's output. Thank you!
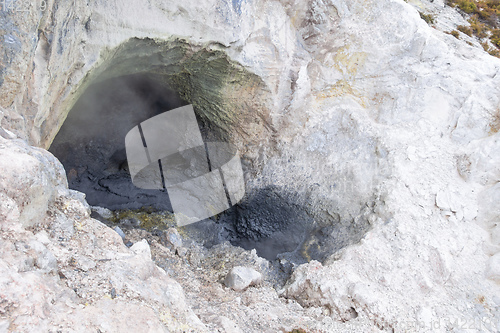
[49, 73, 188, 210]
[49, 73, 321, 263]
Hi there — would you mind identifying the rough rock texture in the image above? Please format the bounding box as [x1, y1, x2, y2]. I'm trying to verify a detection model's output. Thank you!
[123, 227, 381, 332]
[0, 138, 207, 332]
[1, 0, 500, 331]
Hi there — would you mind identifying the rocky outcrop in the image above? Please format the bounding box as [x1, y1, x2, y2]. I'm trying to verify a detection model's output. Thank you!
[1, 0, 500, 331]
[0, 138, 207, 331]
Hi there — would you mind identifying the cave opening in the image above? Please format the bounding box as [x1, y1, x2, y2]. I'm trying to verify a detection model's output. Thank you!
[48, 67, 306, 265]
[50, 74, 188, 211]
[49, 72, 314, 266]
[48, 39, 364, 267]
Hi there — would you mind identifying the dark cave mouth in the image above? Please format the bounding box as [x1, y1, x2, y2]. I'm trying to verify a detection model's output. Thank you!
[47, 37, 373, 265]
[50, 74, 185, 212]
[48, 73, 323, 263]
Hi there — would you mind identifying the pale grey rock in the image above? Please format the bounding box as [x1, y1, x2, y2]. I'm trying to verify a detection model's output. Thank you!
[0, 213, 208, 332]
[50, 212, 75, 239]
[74, 255, 97, 272]
[113, 226, 126, 239]
[66, 299, 169, 333]
[0, 141, 208, 331]
[0, 127, 16, 140]
[91, 206, 114, 220]
[212, 316, 244, 333]
[224, 266, 262, 291]
[0, 192, 21, 231]
[30, 240, 58, 274]
[491, 225, 500, 248]
[187, 243, 207, 266]
[162, 228, 183, 250]
[0, 320, 9, 332]
[121, 218, 141, 228]
[0, 139, 65, 228]
[34, 230, 51, 245]
[176, 247, 188, 258]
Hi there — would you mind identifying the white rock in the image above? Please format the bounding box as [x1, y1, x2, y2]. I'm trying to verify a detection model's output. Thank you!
[436, 190, 456, 212]
[486, 253, 500, 282]
[130, 239, 152, 261]
[224, 266, 262, 291]
[34, 231, 51, 245]
[214, 316, 244, 333]
[491, 225, 500, 246]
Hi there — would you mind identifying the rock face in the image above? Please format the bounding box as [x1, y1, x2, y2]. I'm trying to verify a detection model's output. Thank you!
[1, 0, 500, 331]
[0, 138, 207, 332]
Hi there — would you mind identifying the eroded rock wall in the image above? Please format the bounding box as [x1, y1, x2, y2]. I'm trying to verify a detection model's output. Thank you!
[1, 0, 500, 331]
